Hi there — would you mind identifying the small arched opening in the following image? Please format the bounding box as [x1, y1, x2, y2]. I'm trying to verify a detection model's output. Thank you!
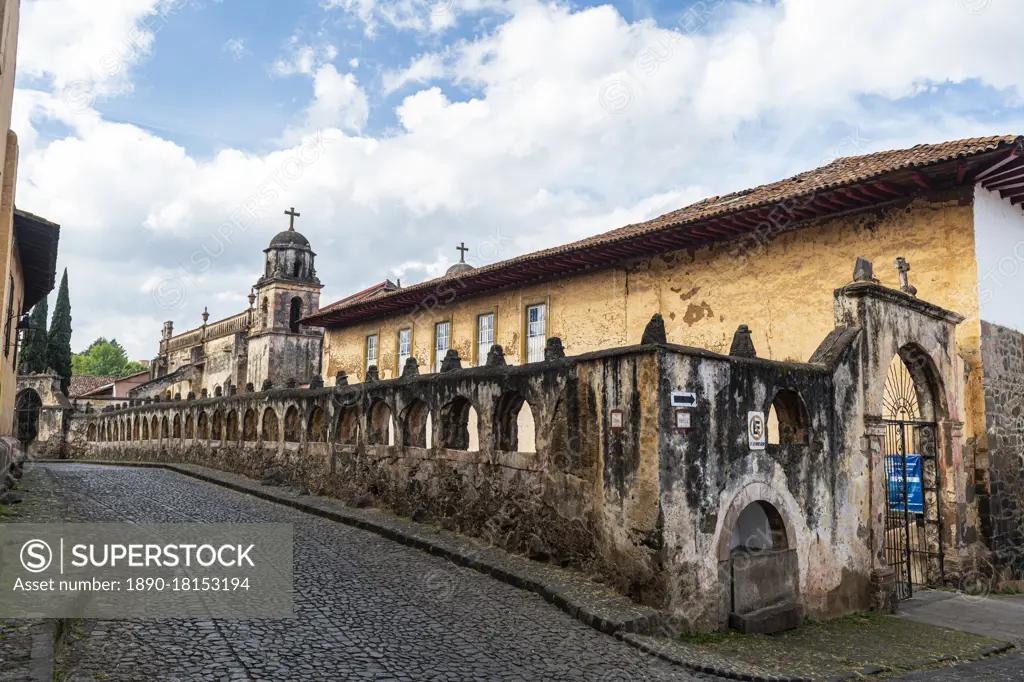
[142, 418, 150, 440]
[184, 414, 195, 439]
[243, 409, 258, 441]
[336, 404, 359, 445]
[173, 414, 182, 439]
[308, 406, 327, 442]
[197, 412, 209, 440]
[161, 416, 169, 439]
[289, 297, 303, 333]
[766, 389, 810, 446]
[367, 400, 394, 446]
[284, 405, 301, 442]
[151, 416, 159, 441]
[132, 417, 140, 441]
[87, 423, 97, 442]
[439, 397, 479, 451]
[401, 400, 430, 448]
[14, 389, 42, 444]
[494, 392, 537, 453]
[211, 410, 223, 441]
[227, 410, 239, 441]
[261, 408, 280, 443]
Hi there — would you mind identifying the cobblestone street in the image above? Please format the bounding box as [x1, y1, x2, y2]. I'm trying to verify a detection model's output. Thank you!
[33, 463, 708, 681]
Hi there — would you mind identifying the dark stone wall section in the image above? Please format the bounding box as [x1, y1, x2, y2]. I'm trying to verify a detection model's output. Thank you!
[980, 321, 1024, 578]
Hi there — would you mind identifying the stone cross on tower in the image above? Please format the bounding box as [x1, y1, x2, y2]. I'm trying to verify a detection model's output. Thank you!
[285, 207, 300, 231]
[894, 256, 917, 297]
[456, 242, 469, 263]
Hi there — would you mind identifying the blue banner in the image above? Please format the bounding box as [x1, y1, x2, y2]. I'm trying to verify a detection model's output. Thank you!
[887, 454, 923, 515]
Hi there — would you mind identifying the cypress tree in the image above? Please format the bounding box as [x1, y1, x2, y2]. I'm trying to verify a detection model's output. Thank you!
[46, 269, 73, 394]
[18, 297, 48, 374]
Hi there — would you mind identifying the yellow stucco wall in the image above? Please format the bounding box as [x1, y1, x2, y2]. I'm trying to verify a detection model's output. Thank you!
[0, 0, 22, 438]
[323, 195, 984, 440]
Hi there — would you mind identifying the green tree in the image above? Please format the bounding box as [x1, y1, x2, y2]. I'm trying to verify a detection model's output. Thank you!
[18, 297, 48, 374]
[46, 269, 73, 394]
[72, 338, 148, 377]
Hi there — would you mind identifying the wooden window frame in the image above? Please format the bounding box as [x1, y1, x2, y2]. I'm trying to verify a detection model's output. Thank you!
[520, 296, 550, 364]
[473, 310, 497, 367]
[395, 327, 413, 376]
[364, 332, 380, 376]
[431, 317, 453, 373]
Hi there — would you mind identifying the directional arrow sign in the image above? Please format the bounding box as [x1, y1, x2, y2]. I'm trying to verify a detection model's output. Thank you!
[671, 391, 697, 407]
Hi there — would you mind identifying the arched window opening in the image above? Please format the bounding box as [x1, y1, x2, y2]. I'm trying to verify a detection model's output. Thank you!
[289, 297, 302, 334]
[120, 420, 126, 441]
[173, 414, 182, 439]
[292, 259, 302, 278]
[439, 397, 479, 451]
[212, 410, 223, 441]
[243, 409, 258, 441]
[227, 411, 239, 441]
[284, 405, 301, 442]
[730, 501, 788, 551]
[261, 297, 270, 329]
[197, 412, 209, 440]
[336, 405, 359, 444]
[87, 423, 97, 442]
[401, 400, 430, 448]
[161, 416, 169, 439]
[261, 408, 279, 442]
[151, 417, 159, 440]
[14, 389, 42, 443]
[308, 406, 327, 442]
[184, 414, 195, 439]
[132, 417, 140, 441]
[142, 419, 150, 440]
[367, 400, 394, 446]
[494, 392, 536, 453]
[767, 390, 810, 446]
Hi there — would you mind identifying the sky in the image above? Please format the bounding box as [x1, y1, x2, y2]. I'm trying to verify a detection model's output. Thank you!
[10, 0, 1024, 360]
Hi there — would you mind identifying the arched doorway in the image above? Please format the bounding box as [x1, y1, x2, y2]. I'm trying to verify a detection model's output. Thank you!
[15, 389, 42, 443]
[882, 347, 945, 599]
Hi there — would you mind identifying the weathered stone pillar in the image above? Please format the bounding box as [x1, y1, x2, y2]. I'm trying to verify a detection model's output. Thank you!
[936, 419, 967, 583]
[865, 416, 896, 612]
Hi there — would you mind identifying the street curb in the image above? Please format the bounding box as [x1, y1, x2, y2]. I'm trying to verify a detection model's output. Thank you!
[37, 459, 1018, 682]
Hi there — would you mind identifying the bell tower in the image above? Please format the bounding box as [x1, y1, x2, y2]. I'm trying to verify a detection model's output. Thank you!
[247, 208, 324, 387]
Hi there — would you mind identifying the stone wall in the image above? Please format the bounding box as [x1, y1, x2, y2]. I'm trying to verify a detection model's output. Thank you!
[980, 321, 1024, 578]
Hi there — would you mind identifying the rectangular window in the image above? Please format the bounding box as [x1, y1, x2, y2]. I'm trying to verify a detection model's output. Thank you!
[526, 303, 546, 363]
[434, 321, 450, 372]
[476, 313, 494, 367]
[397, 328, 412, 373]
[365, 334, 378, 371]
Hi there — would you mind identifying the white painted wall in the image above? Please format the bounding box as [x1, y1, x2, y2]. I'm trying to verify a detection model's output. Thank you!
[974, 185, 1024, 332]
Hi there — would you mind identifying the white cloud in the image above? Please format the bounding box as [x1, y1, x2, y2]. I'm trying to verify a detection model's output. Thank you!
[382, 54, 446, 94]
[222, 38, 245, 59]
[12, 0, 1024, 360]
[272, 39, 339, 77]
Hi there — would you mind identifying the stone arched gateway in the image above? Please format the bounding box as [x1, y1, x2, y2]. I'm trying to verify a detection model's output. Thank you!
[716, 483, 802, 634]
[15, 389, 42, 444]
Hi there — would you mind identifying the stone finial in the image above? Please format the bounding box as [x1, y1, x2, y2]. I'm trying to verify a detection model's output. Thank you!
[245, 382, 255, 393]
[485, 344, 506, 367]
[365, 365, 380, 382]
[895, 256, 917, 297]
[334, 371, 349, 387]
[200, 388, 208, 399]
[228, 384, 237, 395]
[309, 376, 324, 389]
[853, 257, 878, 283]
[261, 379, 274, 391]
[173, 392, 181, 401]
[286, 378, 297, 389]
[186, 392, 196, 401]
[440, 350, 462, 373]
[641, 313, 667, 345]
[402, 357, 419, 377]
[544, 337, 565, 361]
[214, 385, 223, 397]
[729, 325, 757, 359]
[201, 307, 209, 324]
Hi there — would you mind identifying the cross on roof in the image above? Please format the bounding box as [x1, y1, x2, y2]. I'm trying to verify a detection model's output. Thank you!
[285, 207, 301, 231]
[456, 242, 469, 263]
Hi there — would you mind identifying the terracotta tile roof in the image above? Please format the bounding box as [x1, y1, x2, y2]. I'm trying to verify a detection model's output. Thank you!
[304, 135, 1023, 328]
[69, 375, 117, 397]
[316, 280, 399, 315]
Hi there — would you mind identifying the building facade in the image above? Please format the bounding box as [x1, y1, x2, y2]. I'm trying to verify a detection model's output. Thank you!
[133, 220, 324, 400]
[304, 135, 1024, 580]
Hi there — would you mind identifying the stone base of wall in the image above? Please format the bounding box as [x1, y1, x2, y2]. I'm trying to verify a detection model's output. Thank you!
[71, 440, 667, 609]
[980, 321, 1024, 579]
[0, 437, 26, 497]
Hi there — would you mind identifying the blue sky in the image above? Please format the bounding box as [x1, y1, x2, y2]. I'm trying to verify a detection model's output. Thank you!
[10, 0, 1024, 359]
